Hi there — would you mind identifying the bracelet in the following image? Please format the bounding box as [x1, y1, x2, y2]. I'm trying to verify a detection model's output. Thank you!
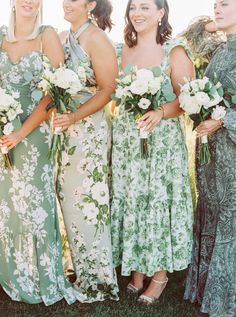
[159, 105, 165, 119]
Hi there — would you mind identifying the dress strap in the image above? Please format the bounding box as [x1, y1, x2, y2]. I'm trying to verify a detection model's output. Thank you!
[0, 25, 7, 49]
[71, 20, 91, 42]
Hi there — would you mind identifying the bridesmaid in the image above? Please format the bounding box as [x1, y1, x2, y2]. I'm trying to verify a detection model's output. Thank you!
[0, 0, 77, 305]
[184, 1, 236, 316]
[53, 0, 119, 302]
[111, 0, 195, 304]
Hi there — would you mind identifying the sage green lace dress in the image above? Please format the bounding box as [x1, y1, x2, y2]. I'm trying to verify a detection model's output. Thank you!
[57, 21, 118, 303]
[111, 38, 193, 277]
[184, 34, 236, 317]
[0, 25, 76, 305]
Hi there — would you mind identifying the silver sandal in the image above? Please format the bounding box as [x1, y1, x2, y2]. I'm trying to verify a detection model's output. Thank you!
[138, 277, 168, 304]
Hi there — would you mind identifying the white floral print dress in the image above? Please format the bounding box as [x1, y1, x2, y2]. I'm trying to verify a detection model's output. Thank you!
[0, 25, 77, 305]
[111, 38, 194, 277]
[57, 21, 119, 303]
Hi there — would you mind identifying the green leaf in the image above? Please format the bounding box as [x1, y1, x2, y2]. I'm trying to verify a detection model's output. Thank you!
[223, 98, 231, 108]
[31, 89, 43, 102]
[68, 146, 76, 156]
[152, 66, 162, 77]
[232, 95, 236, 104]
[23, 71, 33, 82]
[59, 99, 67, 113]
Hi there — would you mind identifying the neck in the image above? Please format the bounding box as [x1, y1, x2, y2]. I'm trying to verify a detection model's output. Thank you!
[71, 18, 89, 33]
[136, 28, 160, 49]
[14, 16, 37, 40]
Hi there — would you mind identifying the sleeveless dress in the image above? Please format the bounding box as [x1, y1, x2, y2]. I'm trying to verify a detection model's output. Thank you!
[57, 21, 118, 303]
[0, 25, 77, 305]
[111, 38, 193, 277]
[184, 34, 236, 317]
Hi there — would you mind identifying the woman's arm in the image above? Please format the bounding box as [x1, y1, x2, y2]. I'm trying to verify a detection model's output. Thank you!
[53, 29, 118, 130]
[138, 46, 195, 132]
[0, 28, 64, 149]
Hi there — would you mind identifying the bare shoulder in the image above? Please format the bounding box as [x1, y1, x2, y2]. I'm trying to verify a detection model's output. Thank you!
[59, 30, 69, 44]
[42, 26, 61, 47]
[87, 26, 113, 50]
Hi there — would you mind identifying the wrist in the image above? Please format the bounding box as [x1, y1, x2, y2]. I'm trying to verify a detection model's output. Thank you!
[217, 118, 224, 128]
[157, 106, 165, 119]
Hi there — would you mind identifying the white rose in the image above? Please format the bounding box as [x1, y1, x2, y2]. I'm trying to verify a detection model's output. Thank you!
[129, 79, 149, 95]
[38, 79, 48, 91]
[195, 92, 211, 107]
[0, 116, 7, 124]
[211, 105, 226, 120]
[138, 98, 151, 110]
[53, 68, 79, 90]
[115, 87, 126, 99]
[121, 74, 132, 85]
[136, 69, 154, 82]
[3, 122, 14, 135]
[181, 82, 191, 93]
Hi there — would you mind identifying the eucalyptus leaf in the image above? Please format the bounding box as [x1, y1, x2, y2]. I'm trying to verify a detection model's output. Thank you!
[232, 95, 236, 104]
[152, 66, 162, 77]
[31, 89, 43, 102]
[124, 64, 133, 75]
[68, 146, 76, 155]
[23, 71, 33, 82]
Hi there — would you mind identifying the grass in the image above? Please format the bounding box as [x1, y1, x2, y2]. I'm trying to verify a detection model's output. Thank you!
[0, 270, 207, 317]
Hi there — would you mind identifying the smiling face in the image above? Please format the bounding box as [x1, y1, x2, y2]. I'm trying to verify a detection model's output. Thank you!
[128, 0, 164, 34]
[13, 0, 41, 19]
[63, 0, 96, 24]
[214, 0, 236, 33]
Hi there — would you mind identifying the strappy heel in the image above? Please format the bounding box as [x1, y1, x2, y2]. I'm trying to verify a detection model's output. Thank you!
[126, 282, 142, 294]
[138, 277, 168, 304]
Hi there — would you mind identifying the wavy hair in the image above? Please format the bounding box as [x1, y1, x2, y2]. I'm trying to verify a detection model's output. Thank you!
[124, 0, 172, 48]
[88, 0, 113, 31]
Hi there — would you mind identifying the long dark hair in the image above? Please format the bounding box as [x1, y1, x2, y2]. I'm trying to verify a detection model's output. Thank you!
[88, 0, 113, 31]
[124, 0, 172, 48]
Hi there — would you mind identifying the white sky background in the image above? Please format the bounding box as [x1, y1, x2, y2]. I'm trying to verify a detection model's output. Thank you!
[0, 0, 214, 41]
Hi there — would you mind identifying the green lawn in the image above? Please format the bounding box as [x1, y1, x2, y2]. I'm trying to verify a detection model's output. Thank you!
[0, 270, 207, 317]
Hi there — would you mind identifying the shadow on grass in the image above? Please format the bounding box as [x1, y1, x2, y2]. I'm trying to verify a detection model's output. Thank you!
[0, 270, 208, 317]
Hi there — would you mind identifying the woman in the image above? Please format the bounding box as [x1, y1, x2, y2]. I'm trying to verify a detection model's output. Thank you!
[53, 0, 119, 303]
[0, 0, 77, 305]
[111, 0, 195, 304]
[184, 1, 236, 316]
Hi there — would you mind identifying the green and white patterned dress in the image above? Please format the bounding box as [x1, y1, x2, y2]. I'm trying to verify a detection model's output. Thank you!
[111, 38, 193, 277]
[0, 25, 76, 305]
[57, 21, 119, 303]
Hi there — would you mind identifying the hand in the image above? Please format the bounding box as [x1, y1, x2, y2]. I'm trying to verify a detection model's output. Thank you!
[196, 119, 222, 138]
[137, 109, 163, 132]
[0, 130, 24, 150]
[53, 113, 76, 132]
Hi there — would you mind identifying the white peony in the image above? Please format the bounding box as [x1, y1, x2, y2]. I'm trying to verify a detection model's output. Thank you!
[129, 79, 149, 95]
[148, 77, 162, 95]
[138, 98, 151, 110]
[136, 68, 154, 82]
[195, 92, 211, 107]
[179, 93, 201, 114]
[53, 68, 80, 90]
[211, 105, 226, 120]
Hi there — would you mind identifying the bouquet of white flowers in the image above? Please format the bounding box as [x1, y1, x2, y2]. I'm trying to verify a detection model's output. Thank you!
[38, 57, 86, 161]
[0, 87, 23, 169]
[113, 65, 176, 158]
[179, 76, 231, 165]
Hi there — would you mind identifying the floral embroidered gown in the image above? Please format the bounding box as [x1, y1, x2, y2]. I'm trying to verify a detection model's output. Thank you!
[0, 25, 77, 305]
[184, 34, 236, 317]
[111, 38, 193, 277]
[57, 21, 118, 303]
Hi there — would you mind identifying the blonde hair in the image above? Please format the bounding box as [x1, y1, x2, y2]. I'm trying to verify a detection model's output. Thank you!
[7, 0, 43, 43]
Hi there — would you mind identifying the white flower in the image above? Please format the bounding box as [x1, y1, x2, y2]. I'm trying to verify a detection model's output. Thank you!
[3, 122, 14, 135]
[53, 68, 80, 90]
[181, 82, 191, 93]
[38, 79, 48, 91]
[148, 77, 162, 94]
[91, 182, 109, 205]
[61, 152, 70, 166]
[207, 93, 223, 108]
[199, 76, 209, 89]
[191, 81, 200, 92]
[138, 98, 151, 110]
[77, 159, 91, 174]
[195, 92, 211, 107]
[136, 68, 154, 82]
[82, 177, 93, 191]
[32, 207, 48, 225]
[115, 87, 127, 99]
[211, 105, 226, 120]
[179, 93, 201, 114]
[83, 203, 99, 225]
[120, 74, 132, 85]
[129, 79, 149, 95]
